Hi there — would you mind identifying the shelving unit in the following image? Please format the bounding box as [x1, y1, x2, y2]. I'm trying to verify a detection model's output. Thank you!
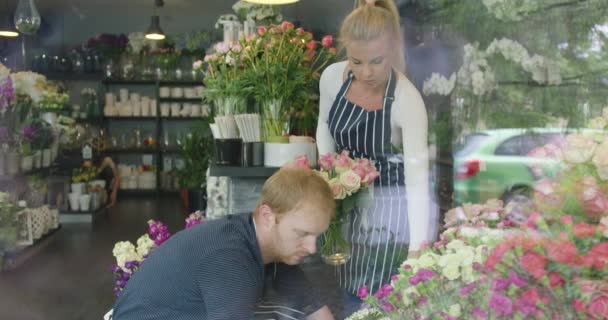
[2, 225, 62, 271]
[101, 79, 206, 195]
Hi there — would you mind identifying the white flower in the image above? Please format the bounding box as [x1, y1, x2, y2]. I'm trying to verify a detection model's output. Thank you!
[448, 304, 462, 318]
[417, 252, 439, 269]
[0, 63, 9, 80]
[127, 32, 146, 55]
[328, 178, 347, 200]
[10, 71, 47, 103]
[442, 264, 460, 280]
[562, 134, 598, 164]
[136, 234, 156, 257]
[112, 241, 142, 273]
[423, 73, 456, 96]
[339, 170, 361, 195]
[345, 308, 387, 320]
[446, 239, 465, 252]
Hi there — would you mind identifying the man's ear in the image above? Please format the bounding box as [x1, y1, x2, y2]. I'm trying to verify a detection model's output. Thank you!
[258, 204, 277, 227]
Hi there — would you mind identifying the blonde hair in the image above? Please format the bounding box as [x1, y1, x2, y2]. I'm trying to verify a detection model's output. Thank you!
[256, 167, 335, 217]
[339, 0, 405, 73]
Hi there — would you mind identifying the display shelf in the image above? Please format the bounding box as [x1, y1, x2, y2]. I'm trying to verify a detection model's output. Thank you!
[159, 80, 201, 86]
[104, 116, 158, 121]
[44, 73, 104, 82]
[158, 97, 202, 103]
[160, 148, 182, 154]
[119, 189, 158, 196]
[2, 225, 62, 271]
[104, 147, 159, 154]
[60, 206, 107, 224]
[160, 117, 205, 121]
[102, 79, 157, 85]
[0, 165, 59, 181]
[209, 165, 279, 178]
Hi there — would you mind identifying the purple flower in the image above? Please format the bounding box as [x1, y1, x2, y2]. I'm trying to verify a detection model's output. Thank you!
[472, 307, 487, 319]
[472, 262, 483, 271]
[508, 272, 527, 288]
[489, 293, 513, 316]
[20, 125, 37, 142]
[403, 264, 412, 270]
[381, 301, 395, 312]
[515, 297, 537, 316]
[409, 275, 420, 286]
[459, 283, 477, 297]
[110, 264, 121, 273]
[0, 77, 15, 111]
[416, 269, 435, 282]
[417, 296, 428, 307]
[121, 272, 130, 281]
[390, 274, 399, 282]
[357, 286, 369, 299]
[491, 277, 510, 292]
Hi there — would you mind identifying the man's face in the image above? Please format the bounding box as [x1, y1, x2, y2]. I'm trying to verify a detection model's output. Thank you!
[271, 203, 330, 265]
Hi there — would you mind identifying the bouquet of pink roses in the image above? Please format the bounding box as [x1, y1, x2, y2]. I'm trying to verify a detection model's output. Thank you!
[286, 151, 379, 264]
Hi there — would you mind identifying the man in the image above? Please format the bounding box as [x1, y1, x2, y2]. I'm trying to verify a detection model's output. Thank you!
[110, 168, 336, 319]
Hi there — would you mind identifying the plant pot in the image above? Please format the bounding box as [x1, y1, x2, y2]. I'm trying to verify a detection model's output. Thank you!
[68, 193, 80, 211]
[266, 135, 289, 143]
[41, 112, 58, 126]
[20, 155, 33, 172]
[214, 139, 242, 166]
[42, 148, 51, 167]
[187, 188, 207, 213]
[71, 182, 85, 195]
[6, 152, 20, 175]
[33, 151, 41, 169]
[263, 142, 318, 168]
[79, 194, 91, 211]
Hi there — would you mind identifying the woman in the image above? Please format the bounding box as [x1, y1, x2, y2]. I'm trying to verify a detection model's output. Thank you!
[83, 155, 120, 208]
[316, 0, 434, 296]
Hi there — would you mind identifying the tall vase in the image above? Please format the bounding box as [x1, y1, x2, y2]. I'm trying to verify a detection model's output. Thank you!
[321, 203, 353, 266]
[261, 99, 288, 141]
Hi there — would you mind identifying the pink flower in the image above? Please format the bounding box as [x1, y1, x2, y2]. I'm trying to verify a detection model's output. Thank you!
[508, 272, 527, 288]
[491, 277, 510, 292]
[362, 171, 380, 185]
[472, 307, 487, 318]
[304, 32, 313, 40]
[560, 215, 573, 225]
[417, 296, 428, 307]
[296, 27, 305, 36]
[280, 21, 294, 30]
[545, 240, 579, 264]
[573, 222, 596, 238]
[489, 293, 513, 316]
[305, 40, 317, 50]
[321, 35, 333, 48]
[525, 212, 542, 229]
[572, 299, 585, 311]
[589, 296, 608, 319]
[285, 155, 311, 169]
[357, 286, 369, 299]
[257, 26, 267, 35]
[521, 251, 547, 279]
[318, 153, 335, 170]
[192, 60, 203, 70]
[548, 272, 565, 288]
[588, 242, 608, 269]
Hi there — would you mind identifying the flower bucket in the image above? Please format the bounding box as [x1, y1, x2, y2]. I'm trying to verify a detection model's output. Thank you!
[20, 155, 33, 172]
[79, 194, 91, 211]
[71, 182, 85, 195]
[68, 193, 80, 211]
[263, 142, 317, 168]
[41, 112, 58, 126]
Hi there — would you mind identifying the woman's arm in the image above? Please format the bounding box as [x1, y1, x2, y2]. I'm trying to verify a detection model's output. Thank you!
[316, 63, 343, 156]
[394, 77, 431, 252]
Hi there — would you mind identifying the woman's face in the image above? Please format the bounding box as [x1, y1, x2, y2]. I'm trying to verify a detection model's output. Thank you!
[346, 33, 393, 91]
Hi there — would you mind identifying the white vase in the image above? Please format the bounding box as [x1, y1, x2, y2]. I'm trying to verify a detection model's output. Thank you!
[20, 155, 33, 172]
[41, 112, 58, 126]
[33, 151, 41, 169]
[68, 193, 80, 211]
[6, 152, 20, 175]
[79, 194, 91, 211]
[71, 182, 85, 195]
[42, 148, 51, 167]
[50, 142, 59, 161]
[263, 142, 318, 167]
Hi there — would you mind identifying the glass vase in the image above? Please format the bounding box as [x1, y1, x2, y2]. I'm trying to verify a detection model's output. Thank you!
[321, 208, 352, 266]
[261, 99, 289, 140]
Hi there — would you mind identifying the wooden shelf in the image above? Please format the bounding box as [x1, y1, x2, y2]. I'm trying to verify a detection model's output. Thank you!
[209, 165, 279, 178]
[2, 225, 62, 271]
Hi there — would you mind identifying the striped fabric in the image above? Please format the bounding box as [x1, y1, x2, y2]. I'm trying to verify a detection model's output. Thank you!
[327, 70, 409, 294]
[111, 214, 265, 320]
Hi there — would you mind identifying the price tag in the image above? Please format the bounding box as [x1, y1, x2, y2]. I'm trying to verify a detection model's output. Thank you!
[82, 144, 92, 160]
[142, 155, 154, 166]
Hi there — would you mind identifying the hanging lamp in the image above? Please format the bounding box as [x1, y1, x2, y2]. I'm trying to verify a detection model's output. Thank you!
[145, 0, 165, 40]
[243, 0, 299, 4]
[13, 0, 40, 35]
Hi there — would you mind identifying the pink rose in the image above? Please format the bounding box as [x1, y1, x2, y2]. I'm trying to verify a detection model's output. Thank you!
[362, 170, 380, 185]
[318, 153, 335, 170]
[328, 178, 346, 200]
[280, 21, 294, 30]
[573, 222, 596, 238]
[545, 240, 579, 264]
[589, 296, 608, 319]
[192, 60, 203, 70]
[572, 299, 585, 311]
[560, 215, 573, 225]
[286, 155, 310, 169]
[296, 27, 305, 36]
[304, 32, 313, 40]
[335, 151, 353, 173]
[548, 272, 565, 288]
[305, 40, 317, 50]
[321, 35, 333, 48]
[257, 26, 267, 35]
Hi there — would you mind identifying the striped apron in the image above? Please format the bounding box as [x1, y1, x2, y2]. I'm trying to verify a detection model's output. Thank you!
[327, 70, 409, 295]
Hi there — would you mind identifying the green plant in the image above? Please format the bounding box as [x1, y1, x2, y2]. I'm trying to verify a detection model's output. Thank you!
[177, 119, 214, 189]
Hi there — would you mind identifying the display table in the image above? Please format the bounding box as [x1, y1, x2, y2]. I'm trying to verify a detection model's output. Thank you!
[206, 166, 279, 219]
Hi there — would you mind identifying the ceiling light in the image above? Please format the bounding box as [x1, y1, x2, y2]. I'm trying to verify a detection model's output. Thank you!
[144, 0, 165, 41]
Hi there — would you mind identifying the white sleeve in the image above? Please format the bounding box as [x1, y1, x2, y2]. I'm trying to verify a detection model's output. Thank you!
[395, 79, 431, 251]
[316, 64, 338, 156]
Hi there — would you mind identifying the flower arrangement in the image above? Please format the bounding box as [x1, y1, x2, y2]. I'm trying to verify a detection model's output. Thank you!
[239, 21, 336, 138]
[38, 90, 69, 112]
[285, 151, 379, 264]
[71, 166, 97, 184]
[18, 120, 54, 153]
[110, 211, 205, 296]
[231, 0, 283, 25]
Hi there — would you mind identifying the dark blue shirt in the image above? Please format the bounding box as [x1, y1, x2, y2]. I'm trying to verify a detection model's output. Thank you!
[112, 214, 265, 320]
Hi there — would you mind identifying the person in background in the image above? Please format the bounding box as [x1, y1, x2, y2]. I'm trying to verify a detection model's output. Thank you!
[316, 0, 436, 303]
[110, 168, 335, 320]
[83, 155, 119, 208]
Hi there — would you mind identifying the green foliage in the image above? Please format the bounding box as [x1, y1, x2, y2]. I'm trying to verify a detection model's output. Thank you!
[177, 119, 214, 189]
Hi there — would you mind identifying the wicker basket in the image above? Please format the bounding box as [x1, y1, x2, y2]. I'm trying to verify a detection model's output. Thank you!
[15, 209, 33, 246]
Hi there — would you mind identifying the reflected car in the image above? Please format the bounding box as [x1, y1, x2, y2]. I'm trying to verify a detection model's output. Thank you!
[453, 128, 569, 205]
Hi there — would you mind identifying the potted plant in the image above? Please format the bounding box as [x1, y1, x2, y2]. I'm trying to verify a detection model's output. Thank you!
[177, 119, 214, 213]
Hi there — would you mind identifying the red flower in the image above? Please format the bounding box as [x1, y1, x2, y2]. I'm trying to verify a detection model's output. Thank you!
[573, 222, 596, 238]
[296, 27, 305, 36]
[572, 299, 585, 311]
[485, 242, 511, 269]
[305, 40, 317, 50]
[521, 251, 547, 279]
[525, 212, 542, 229]
[280, 21, 294, 30]
[546, 240, 579, 264]
[522, 287, 540, 304]
[560, 215, 573, 225]
[321, 35, 333, 48]
[588, 296, 608, 319]
[588, 242, 608, 269]
[257, 26, 267, 35]
[548, 272, 565, 288]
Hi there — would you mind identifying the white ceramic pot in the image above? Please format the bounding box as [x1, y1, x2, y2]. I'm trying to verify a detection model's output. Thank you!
[263, 142, 318, 167]
[21, 155, 33, 172]
[79, 194, 91, 211]
[42, 148, 51, 167]
[170, 103, 181, 117]
[160, 103, 170, 117]
[159, 87, 171, 98]
[33, 151, 42, 169]
[71, 182, 85, 195]
[171, 87, 183, 98]
[68, 193, 80, 211]
[6, 152, 19, 175]
[119, 89, 129, 103]
[51, 142, 59, 161]
[41, 112, 58, 126]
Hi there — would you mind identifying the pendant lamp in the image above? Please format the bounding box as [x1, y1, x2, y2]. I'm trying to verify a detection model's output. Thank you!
[0, 0, 18, 37]
[145, 0, 165, 40]
[13, 0, 40, 35]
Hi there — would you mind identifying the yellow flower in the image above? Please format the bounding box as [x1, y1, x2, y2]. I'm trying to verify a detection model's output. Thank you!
[417, 252, 439, 269]
[446, 239, 465, 252]
[448, 304, 462, 318]
[442, 265, 460, 280]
